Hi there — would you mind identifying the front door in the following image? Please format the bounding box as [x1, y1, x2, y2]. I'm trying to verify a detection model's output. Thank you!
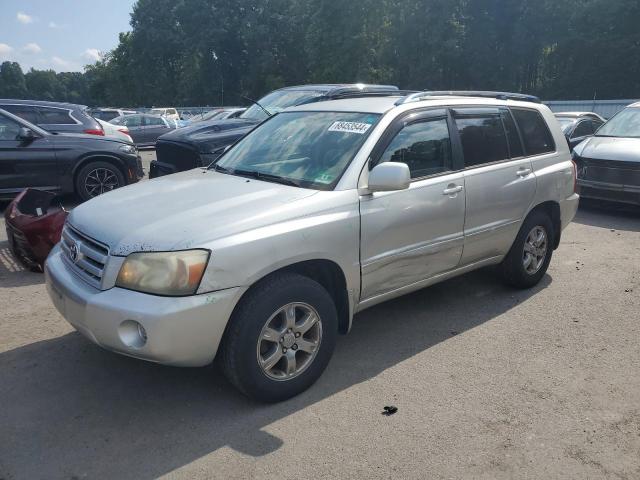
[359, 110, 466, 302]
[0, 112, 59, 195]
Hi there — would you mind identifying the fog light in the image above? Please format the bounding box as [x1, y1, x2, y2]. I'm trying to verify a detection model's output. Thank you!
[118, 320, 148, 349]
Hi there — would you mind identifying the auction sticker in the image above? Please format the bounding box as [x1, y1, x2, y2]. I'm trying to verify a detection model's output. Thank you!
[328, 121, 372, 134]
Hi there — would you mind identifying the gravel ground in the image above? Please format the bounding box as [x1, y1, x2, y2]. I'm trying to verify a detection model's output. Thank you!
[1, 160, 639, 479]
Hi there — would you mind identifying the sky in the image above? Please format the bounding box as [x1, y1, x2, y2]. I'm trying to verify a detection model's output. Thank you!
[0, 0, 136, 72]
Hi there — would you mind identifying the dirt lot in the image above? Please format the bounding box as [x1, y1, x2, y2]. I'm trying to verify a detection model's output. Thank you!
[1, 159, 639, 479]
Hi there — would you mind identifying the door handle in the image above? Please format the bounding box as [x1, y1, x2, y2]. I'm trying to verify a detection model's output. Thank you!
[517, 168, 532, 177]
[442, 185, 463, 196]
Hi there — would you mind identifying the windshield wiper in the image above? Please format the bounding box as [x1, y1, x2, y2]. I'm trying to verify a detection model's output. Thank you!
[210, 163, 231, 172]
[240, 95, 272, 118]
[232, 169, 301, 187]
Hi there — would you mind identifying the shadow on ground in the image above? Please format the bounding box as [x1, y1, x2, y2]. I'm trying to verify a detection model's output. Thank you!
[573, 199, 640, 232]
[0, 269, 551, 480]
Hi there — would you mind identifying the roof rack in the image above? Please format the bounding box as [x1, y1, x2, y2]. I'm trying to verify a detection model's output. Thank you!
[329, 89, 419, 100]
[395, 90, 541, 105]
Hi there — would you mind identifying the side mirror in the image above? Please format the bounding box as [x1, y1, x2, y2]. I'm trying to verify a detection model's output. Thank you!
[18, 127, 36, 141]
[368, 162, 411, 192]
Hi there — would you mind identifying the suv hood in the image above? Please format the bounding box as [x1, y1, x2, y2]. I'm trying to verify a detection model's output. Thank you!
[575, 136, 640, 163]
[67, 169, 318, 255]
[53, 132, 127, 145]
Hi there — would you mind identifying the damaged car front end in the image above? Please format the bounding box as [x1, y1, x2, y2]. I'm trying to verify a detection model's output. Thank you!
[4, 188, 68, 271]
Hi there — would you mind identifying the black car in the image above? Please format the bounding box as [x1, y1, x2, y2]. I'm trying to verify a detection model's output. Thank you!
[109, 113, 176, 147]
[150, 84, 402, 178]
[0, 108, 143, 201]
[554, 112, 605, 150]
[0, 99, 104, 136]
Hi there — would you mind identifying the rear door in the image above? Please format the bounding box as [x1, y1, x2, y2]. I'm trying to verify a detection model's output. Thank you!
[0, 112, 59, 194]
[454, 107, 537, 265]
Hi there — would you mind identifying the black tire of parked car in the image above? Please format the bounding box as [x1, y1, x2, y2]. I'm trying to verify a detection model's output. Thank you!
[75, 161, 125, 201]
[500, 210, 554, 289]
[220, 272, 338, 403]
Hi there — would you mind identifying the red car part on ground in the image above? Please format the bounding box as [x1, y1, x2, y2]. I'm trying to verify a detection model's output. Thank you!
[4, 189, 68, 271]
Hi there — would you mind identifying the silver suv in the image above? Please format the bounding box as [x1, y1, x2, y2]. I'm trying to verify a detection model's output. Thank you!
[45, 91, 579, 402]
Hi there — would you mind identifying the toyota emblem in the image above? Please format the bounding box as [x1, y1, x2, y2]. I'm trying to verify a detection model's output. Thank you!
[69, 243, 79, 263]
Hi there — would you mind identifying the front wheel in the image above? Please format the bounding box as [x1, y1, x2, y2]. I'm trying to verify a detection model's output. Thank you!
[220, 273, 338, 402]
[75, 161, 125, 201]
[500, 211, 554, 289]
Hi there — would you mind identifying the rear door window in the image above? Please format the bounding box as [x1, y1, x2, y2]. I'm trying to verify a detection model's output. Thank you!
[144, 115, 166, 126]
[37, 107, 76, 125]
[1, 104, 40, 124]
[511, 108, 555, 155]
[454, 111, 509, 167]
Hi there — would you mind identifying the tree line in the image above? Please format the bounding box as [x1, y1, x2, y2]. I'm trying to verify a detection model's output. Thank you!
[1, 0, 639, 107]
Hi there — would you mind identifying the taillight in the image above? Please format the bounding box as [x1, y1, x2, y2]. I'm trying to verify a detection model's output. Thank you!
[83, 128, 105, 136]
[571, 159, 578, 193]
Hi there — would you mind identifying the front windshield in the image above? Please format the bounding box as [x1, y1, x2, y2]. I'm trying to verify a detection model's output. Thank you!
[555, 117, 576, 133]
[214, 111, 380, 190]
[596, 107, 640, 138]
[240, 90, 326, 122]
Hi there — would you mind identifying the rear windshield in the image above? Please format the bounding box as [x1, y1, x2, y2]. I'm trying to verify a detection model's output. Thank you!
[596, 107, 640, 138]
[555, 117, 576, 132]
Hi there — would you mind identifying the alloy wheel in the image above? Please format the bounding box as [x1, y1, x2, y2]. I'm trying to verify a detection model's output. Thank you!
[522, 225, 548, 275]
[257, 302, 323, 381]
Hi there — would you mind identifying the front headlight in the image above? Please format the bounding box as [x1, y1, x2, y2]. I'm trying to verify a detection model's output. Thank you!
[116, 250, 210, 296]
[119, 144, 137, 154]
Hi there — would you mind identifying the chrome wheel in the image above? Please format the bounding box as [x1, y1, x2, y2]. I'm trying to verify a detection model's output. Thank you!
[523, 226, 548, 275]
[257, 302, 323, 381]
[84, 167, 120, 197]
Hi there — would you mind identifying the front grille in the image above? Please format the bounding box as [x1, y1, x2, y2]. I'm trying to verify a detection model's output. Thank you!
[5, 223, 39, 269]
[60, 225, 109, 288]
[576, 157, 640, 186]
[155, 140, 202, 172]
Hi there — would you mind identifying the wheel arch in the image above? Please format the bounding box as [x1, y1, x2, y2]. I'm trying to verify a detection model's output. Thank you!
[72, 154, 128, 188]
[526, 200, 562, 249]
[230, 259, 352, 336]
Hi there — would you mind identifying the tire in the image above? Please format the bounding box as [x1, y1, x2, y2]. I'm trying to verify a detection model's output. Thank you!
[500, 210, 554, 289]
[221, 272, 338, 402]
[75, 161, 126, 201]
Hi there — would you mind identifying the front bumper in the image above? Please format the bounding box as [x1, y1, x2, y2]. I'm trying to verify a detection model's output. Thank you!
[578, 179, 640, 206]
[45, 244, 245, 367]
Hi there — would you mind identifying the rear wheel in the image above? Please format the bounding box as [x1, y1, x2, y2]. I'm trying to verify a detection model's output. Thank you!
[500, 211, 554, 289]
[221, 272, 338, 402]
[75, 161, 125, 201]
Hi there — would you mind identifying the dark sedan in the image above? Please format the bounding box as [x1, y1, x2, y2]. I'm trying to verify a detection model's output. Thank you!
[150, 84, 402, 178]
[0, 108, 143, 201]
[109, 113, 175, 147]
[573, 103, 640, 205]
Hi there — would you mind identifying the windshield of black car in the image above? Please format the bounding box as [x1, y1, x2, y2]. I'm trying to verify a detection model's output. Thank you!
[596, 107, 640, 138]
[213, 111, 381, 190]
[239, 90, 326, 121]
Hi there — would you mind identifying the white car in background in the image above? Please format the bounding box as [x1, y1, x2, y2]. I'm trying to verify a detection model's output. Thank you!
[149, 107, 180, 121]
[96, 118, 133, 143]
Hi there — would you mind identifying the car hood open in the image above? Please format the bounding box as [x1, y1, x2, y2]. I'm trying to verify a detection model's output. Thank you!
[575, 136, 640, 163]
[67, 169, 318, 255]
